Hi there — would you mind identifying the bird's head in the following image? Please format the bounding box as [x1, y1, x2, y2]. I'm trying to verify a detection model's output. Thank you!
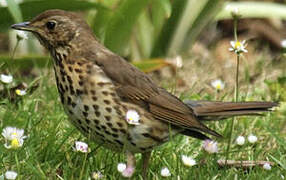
[11, 9, 92, 49]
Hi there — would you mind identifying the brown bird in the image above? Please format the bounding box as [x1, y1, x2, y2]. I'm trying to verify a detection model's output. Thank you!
[11, 10, 277, 179]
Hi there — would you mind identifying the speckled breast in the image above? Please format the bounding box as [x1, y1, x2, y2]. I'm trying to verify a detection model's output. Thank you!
[50, 48, 178, 153]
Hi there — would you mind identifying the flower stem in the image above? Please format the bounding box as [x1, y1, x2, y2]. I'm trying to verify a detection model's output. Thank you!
[234, 18, 238, 41]
[235, 55, 240, 102]
[79, 152, 88, 180]
[225, 16, 240, 162]
[7, 39, 20, 74]
[15, 152, 20, 173]
[11, 40, 20, 61]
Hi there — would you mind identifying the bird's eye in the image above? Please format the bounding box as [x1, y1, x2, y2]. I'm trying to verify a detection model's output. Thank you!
[46, 21, 56, 30]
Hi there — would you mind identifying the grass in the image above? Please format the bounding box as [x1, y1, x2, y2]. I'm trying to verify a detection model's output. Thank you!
[0, 53, 286, 179]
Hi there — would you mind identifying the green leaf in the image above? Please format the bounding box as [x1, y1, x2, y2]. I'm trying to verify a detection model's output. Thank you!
[151, 0, 188, 57]
[135, 11, 154, 59]
[182, 0, 223, 53]
[104, 0, 150, 55]
[216, 2, 286, 20]
[165, 0, 222, 56]
[91, 8, 112, 42]
[151, 0, 171, 36]
[6, 0, 23, 22]
[0, 0, 104, 32]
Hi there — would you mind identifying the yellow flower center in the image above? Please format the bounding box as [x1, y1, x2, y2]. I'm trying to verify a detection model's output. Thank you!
[11, 138, 20, 148]
[15, 89, 21, 95]
[216, 84, 221, 90]
[93, 173, 100, 179]
[234, 41, 242, 49]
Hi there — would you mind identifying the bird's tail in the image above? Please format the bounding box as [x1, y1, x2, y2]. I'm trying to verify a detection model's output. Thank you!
[184, 100, 278, 121]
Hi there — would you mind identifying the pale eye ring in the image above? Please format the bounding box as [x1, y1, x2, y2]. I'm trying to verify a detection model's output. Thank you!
[46, 21, 56, 30]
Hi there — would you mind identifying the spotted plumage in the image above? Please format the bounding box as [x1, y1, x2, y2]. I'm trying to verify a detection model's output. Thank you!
[12, 9, 277, 179]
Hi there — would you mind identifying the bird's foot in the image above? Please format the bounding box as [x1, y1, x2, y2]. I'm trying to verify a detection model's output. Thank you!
[122, 151, 136, 178]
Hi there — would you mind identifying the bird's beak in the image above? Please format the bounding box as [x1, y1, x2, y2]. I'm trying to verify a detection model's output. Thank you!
[11, 22, 34, 32]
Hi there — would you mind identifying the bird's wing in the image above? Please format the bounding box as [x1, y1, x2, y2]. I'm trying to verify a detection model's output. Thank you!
[93, 51, 221, 137]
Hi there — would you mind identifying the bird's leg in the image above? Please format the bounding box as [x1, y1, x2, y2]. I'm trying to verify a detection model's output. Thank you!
[122, 151, 136, 178]
[142, 151, 151, 180]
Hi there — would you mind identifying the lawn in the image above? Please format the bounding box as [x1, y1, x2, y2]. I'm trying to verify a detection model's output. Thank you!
[0, 52, 285, 179]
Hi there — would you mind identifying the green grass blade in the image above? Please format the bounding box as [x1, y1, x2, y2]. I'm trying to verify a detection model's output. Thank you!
[269, 154, 286, 170]
[6, 0, 23, 22]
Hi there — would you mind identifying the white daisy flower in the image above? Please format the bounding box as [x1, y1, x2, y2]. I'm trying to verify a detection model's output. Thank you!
[181, 155, 196, 167]
[117, 163, 126, 173]
[247, 134, 258, 144]
[235, 135, 245, 146]
[75, 141, 88, 153]
[121, 166, 135, 178]
[2, 126, 26, 149]
[281, 39, 286, 48]
[126, 110, 140, 125]
[263, 163, 271, 170]
[229, 40, 248, 54]
[0, 74, 13, 84]
[160, 167, 171, 177]
[92, 171, 103, 179]
[4, 170, 18, 180]
[225, 5, 239, 15]
[16, 30, 28, 40]
[15, 89, 27, 96]
[202, 139, 218, 154]
[211, 79, 225, 91]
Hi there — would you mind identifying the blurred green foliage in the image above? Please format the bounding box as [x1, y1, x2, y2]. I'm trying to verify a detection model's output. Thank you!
[2, 0, 223, 60]
[2, 0, 286, 62]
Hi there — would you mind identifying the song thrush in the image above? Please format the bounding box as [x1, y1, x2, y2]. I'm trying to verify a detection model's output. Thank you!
[11, 10, 277, 179]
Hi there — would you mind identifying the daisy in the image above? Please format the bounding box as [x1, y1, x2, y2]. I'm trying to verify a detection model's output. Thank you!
[15, 89, 27, 96]
[181, 155, 196, 167]
[117, 163, 126, 173]
[126, 110, 140, 125]
[0, 74, 13, 84]
[4, 170, 18, 180]
[75, 141, 88, 153]
[92, 171, 103, 179]
[202, 139, 218, 154]
[2, 126, 26, 149]
[235, 135, 245, 146]
[263, 163, 271, 170]
[160, 167, 171, 177]
[16, 30, 28, 40]
[211, 79, 225, 91]
[229, 40, 248, 54]
[247, 134, 258, 144]
[281, 39, 286, 48]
